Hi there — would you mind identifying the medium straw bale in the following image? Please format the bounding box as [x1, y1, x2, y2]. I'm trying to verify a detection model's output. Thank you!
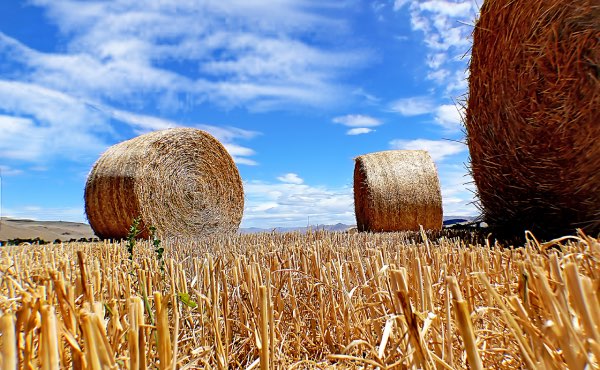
[353, 150, 443, 232]
[466, 0, 599, 238]
[85, 128, 244, 239]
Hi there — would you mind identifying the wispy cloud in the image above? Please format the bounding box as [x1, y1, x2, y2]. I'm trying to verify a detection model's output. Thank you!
[1, 205, 86, 222]
[0, 165, 24, 177]
[434, 104, 464, 132]
[2, 1, 368, 111]
[389, 96, 464, 133]
[389, 96, 434, 116]
[393, 1, 480, 93]
[333, 114, 381, 136]
[389, 138, 466, 162]
[277, 173, 304, 185]
[333, 114, 382, 127]
[0, 80, 259, 165]
[0, 81, 110, 162]
[346, 128, 374, 135]
[437, 164, 477, 216]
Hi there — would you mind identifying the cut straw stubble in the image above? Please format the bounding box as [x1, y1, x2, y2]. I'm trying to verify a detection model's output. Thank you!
[0, 313, 17, 370]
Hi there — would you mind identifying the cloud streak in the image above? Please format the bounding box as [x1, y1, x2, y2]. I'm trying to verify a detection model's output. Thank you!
[0, 80, 259, 165]
[389, 97, 434, 116]
[389, 138, 466, 162]
[346, 128, 374, 135]
[333, 114, 381, 136]
[394, 1, 480, 94]
[2, 0, 368, 111]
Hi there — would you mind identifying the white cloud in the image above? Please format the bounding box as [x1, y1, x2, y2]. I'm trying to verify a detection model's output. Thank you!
[394, 0, 411, 10]
[277, 173, 304, 185]
[389, 138, 466, 162]
[0, 166, 24, 176]
[332, 114, 382, 127]
[437, 164, 477, 216]
[2, 205, 86, 222]
[418, 1, 472, 17]
[0, 80, 259, 166]
[435, 104, 464, 132]
[0, 82, 109, 162]
[242, 178, 354, 228]
[346, 128, 374, 135]
[389, 96, 434, 116]
[2, 0, 369, 111]
[427, 69, 451, 84]
[394, 1, 480, 93]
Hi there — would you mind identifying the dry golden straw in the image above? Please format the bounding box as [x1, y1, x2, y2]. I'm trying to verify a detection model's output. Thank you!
[0, 231, 600, 370]
[354, 150, 443, 232]
[84, 128, 244, 239]
[465, 0, 600, 239]
[1, 230, 599, 368]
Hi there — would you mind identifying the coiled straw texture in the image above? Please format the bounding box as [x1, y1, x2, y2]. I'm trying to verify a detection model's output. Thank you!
[354, 150, 443, 232]
[466, 0, 599, 239]
[85, 128, 244, 239]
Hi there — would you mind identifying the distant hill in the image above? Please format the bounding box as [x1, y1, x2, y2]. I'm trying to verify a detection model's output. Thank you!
[240, 223, 352, 234]
[240, 216, 477, 234]
[0, 215, 477, 241]
[0, 217, 95, 242]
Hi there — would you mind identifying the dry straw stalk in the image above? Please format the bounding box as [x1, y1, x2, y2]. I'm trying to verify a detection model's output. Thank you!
[354, 150, 443, 232]
[466, 0, 600, 239]
[85, 128, 244, 239]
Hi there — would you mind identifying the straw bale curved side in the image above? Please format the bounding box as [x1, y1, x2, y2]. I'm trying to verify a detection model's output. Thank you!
[85, 128, 244, 239]
[353, 150, 443, 232]
[466, 0, 599, 238]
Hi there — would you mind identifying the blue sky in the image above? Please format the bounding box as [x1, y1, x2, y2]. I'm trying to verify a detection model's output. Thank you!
[0, 0, 481, 228]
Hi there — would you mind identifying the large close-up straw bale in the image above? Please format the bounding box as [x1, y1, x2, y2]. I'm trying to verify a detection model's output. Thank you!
[84, 128, 244, 239]
[354, 150, 443, 232]
[466, 0, 600, 239]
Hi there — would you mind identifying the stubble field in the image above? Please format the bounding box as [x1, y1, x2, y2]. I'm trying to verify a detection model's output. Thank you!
[0, 230, 599, 369]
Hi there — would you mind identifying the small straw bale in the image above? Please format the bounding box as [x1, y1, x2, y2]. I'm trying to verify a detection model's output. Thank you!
[466, 0, 600, 239]
[85, 128, 244, 239]
[353, 150, 443, 232]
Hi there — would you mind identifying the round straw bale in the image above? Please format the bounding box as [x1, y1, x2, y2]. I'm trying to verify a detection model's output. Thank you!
[466, 0, 599, 238]
[84, 128, 244, 239]
[353, 150, 443, 232]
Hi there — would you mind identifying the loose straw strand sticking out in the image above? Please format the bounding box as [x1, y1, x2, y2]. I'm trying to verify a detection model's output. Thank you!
[447, 276, 483, 370]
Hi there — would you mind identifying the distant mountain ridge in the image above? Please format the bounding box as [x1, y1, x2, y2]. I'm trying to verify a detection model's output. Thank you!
[0, 217, 95, 241]
[240, 216, 475, 234]
[0, 216, 476, 240]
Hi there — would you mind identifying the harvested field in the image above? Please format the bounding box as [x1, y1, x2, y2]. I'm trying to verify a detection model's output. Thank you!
[0, 231, 599, 369]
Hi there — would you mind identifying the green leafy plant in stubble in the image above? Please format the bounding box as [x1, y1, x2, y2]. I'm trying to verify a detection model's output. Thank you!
[149, 225, 165, 272]
[177, 292, 198, 309]
[126, 216, 142, 260]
